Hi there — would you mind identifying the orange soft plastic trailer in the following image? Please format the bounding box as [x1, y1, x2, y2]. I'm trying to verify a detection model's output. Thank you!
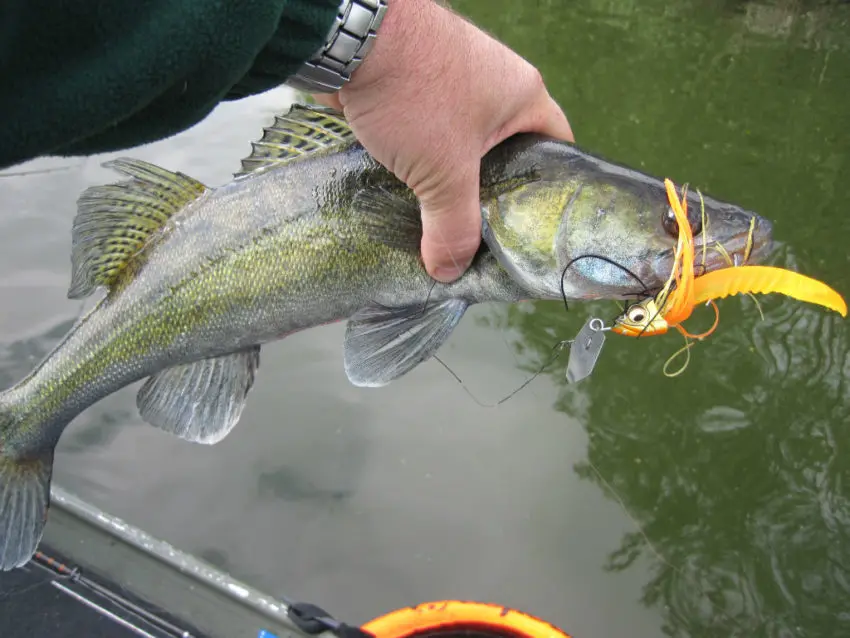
[362, 600, 573, 638]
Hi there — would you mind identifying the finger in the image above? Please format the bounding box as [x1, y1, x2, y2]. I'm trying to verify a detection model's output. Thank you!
[418, 169, 483, 283]
[311, 93, 344, 111]
[487, 93, 575, 151]
[536, 94, 574, 143]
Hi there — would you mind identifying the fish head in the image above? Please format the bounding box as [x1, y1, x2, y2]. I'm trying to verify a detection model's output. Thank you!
[481, 135, 774, 302]
[610, 298, 669, 337]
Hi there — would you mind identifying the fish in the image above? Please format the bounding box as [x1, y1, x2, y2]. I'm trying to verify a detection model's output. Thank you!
[0, 104, 773, 569]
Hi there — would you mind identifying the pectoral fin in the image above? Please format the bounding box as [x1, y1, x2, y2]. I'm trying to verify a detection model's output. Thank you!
[136, 346, 261, 444]
[344, 299, 468, 387]
[351, 186, 423, 252]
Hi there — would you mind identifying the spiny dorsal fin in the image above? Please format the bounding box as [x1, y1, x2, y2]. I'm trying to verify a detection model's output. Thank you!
[235, 103, 355, 177]
[69, 158, 208, 299]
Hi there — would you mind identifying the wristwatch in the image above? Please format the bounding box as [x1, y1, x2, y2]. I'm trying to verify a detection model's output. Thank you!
[287, 0, 389, 93]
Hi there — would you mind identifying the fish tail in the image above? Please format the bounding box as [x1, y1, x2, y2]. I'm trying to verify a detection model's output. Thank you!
[0, 398, 54, 571]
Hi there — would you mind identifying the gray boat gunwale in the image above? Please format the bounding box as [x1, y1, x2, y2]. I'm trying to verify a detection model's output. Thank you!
[41, 485, 332, 638]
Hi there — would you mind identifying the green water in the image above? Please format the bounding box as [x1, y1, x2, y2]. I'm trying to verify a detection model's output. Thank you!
[0, 1, 848, 637]
[455, 0, 850, 635]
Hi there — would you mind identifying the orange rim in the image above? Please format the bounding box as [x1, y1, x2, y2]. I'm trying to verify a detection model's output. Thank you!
[362, 600, 572, 638]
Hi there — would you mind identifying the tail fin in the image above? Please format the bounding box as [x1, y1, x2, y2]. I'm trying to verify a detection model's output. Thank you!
[0, 413, 53, 570]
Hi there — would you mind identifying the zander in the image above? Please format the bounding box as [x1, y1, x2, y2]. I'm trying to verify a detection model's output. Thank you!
[0, 104, 772, 569]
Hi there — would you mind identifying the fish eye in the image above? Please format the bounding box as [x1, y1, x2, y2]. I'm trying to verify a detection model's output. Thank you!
[662, 208, 678, 238]
[627, 306, 647, 323]
[690, 209, 703, 236]
[662, 205, 703, 238]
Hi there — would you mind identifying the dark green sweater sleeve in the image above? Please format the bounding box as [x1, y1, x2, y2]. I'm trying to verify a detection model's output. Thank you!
[0, 0, 339, 169]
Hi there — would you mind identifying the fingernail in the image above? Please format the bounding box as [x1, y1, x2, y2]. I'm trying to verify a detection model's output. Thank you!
[433, 261, 471, 283]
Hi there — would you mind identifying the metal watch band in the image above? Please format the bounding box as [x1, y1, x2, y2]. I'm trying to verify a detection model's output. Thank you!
[287, 0, 389, 93]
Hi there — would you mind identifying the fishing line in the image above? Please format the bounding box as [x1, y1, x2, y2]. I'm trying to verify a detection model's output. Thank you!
[585, 456, 750, 635]
[433, 338, 571, 408]
[712, 234, 765, 319]
[560, 254, 651, 313]
[418, 279, 438, 316]
[499, 324, 544, 401]
[633, 185, 700, 341]
[437, 254, 650, 406]
[0, 165, 78, 178]
[662, 334, 695, 377]
[436, 254, 653, 406]
[698, 189, 709, 274]
[633, 301, 663, 340]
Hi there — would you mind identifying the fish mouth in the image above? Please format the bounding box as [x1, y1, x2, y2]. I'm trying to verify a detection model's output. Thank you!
[652, 214, 774, 288]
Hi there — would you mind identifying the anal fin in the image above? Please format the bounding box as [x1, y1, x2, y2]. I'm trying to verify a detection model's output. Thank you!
[344, 299, 469, 387]
[136, 346, 261, 445]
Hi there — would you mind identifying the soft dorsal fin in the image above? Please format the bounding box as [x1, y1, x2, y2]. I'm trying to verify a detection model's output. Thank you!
[235, 103, 356, 177]
[69, 158, 208, 299]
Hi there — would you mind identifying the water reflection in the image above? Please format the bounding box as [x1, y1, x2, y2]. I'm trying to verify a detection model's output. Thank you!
[257, 466, 353, 504]
[448, 0, 850, 632]
[0, 318, 74, 387]
[488, 246, 850, 636]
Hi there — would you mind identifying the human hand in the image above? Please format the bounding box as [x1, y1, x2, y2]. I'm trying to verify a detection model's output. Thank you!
[314, 0, 573, 283]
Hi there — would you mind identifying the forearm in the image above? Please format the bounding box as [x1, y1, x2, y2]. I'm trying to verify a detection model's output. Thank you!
[0, 0, 339, 169]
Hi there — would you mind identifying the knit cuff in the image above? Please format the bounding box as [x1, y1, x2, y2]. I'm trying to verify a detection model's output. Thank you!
[227, 0, 340, 99]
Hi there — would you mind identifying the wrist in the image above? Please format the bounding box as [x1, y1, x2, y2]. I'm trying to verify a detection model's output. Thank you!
[287, 0, 390, 94]
[341, 0, 437, 94]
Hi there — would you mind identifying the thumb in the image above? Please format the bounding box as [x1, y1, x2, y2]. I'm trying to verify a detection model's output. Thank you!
[418, 167, 483, 283]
